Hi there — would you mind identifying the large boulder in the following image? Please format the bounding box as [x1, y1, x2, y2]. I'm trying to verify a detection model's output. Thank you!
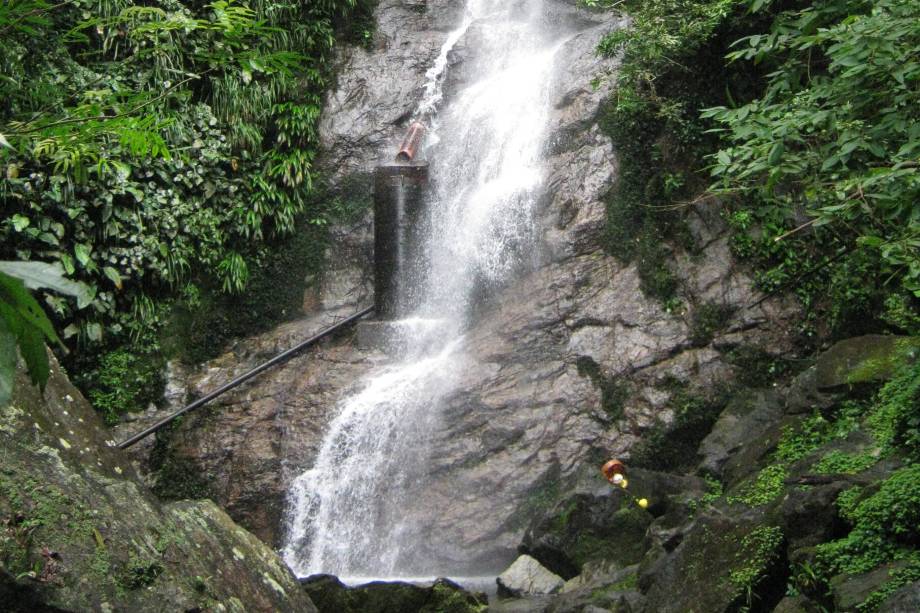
[497, 555, 566, 597]
[814, 335, 920, 390]
[830, 562, 913, 612]
[697, 390, 785, 484]
[880, 580, 920, 612]
[640, 509, 787, 613]
[521, 489, 652, 580]
[0, 358, 315, 612]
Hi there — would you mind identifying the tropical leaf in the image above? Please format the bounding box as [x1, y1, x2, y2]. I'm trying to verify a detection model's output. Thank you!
[0, 261, 93, 309]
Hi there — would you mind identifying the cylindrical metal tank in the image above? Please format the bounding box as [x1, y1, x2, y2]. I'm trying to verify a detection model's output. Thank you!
[373, 162, 428, 319]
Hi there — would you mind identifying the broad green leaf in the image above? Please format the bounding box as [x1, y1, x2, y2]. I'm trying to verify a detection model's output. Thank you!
[74, 243, 91, 267]
[0, 272, 62, 347]
[768, 142, 784, 166]
[11, 215, 30, 231]
[0, 261, 93, 309]
[85, 322, 103, 342]
[103, 266, 123, 290]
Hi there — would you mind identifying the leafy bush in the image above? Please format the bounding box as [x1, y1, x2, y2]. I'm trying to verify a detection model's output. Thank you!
[80, 348, 165, 426]
[704, 0, 920, 297]
[1, 0, 374, 414]
[866, 359, 920, 458]
[1, 0, 371, 347]
[595, 0, 919, 339]
[816, 466, 920, 578]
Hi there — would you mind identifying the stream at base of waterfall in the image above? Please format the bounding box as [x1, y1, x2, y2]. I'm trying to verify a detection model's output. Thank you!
[282, 0, 583, 581]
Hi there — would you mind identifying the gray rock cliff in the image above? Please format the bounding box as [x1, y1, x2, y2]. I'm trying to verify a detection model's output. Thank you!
[129, 0, 800, 567]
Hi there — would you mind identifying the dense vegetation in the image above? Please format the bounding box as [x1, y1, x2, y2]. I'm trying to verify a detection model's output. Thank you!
[592, 0, 920, 608]
[1, 0, 373, 418]
[597, 0, 919, 338]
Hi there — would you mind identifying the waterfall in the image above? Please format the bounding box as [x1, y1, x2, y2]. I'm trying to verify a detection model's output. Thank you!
[282, 0, 569, 579]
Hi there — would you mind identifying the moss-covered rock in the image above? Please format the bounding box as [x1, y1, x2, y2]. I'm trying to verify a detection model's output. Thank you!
[300, 575, 487, 613]
[641, 509, 787, 613]
[520, 488, 654, 580]
[0, 356, 315, 612]
[815, 335, 920, 390]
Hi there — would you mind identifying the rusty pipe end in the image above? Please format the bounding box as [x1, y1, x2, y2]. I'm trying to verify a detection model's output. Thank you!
[396, 122, 426, 162]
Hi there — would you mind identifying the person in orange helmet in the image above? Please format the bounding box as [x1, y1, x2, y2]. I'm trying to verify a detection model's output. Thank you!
[601, 459, 626, 485]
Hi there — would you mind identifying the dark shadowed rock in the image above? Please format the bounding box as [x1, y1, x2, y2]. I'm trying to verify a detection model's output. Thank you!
[549, 564, 644, 613]
[784, 366, 839, 415]
[830, 562, 912, 612]
[697, 390, 784, 484]
[880, 580, 920, 612]
[300, 574, 486, 613]
[0, 358, 315, 612]
[772, 594, 821, 612]
[521, 489, 652, 580]
[641, 508, 787, 613]
[775, 481, 850, 550]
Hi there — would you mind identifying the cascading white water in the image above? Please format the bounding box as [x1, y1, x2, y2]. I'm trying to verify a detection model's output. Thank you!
[283, 0, 568, 579]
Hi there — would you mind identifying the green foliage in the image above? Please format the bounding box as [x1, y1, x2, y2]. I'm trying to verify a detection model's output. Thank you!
[689, 301, 735, 346]
[861, 557, 920, 611]
[0, 262, 90, 404]
[775, 413, 835, 463]
[80, 348, 165, 426]
[812, 450, 877, 475]
[1, 0, 372, 358]
[705, 0, 920, 297]
[595, 0, 920, 340]
[866, 360, 920, 458]
[727, 464, 786, 507]
[575, 356, 629, 422]
[729, 525, 784, 609]
[815, 465, 920, 580]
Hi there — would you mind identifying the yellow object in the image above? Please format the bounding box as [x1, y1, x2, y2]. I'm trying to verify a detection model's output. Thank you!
[638, 498, 649, 509]
[619, 478, 629, 489]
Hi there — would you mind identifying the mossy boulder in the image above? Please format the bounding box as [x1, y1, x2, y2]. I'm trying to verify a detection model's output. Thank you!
[641, 509, 787, 613]
[521, 488, 653, 580]
[815, 335, 920, 390]
[0, 356, 315, 612]
[300, 575, 487, 613]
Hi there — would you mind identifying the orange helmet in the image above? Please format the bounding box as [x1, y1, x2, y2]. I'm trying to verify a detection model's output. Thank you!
[601, 459, 626, 481]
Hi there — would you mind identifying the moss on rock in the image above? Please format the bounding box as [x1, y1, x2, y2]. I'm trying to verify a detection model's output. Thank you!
[0, 356, 315, 612]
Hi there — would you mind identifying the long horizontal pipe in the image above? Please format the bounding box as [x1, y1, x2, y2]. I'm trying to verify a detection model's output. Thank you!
[116, 306, 374, 449]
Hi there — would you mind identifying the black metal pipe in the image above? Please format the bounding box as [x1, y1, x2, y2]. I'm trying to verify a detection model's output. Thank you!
[116, 306, 374, 449]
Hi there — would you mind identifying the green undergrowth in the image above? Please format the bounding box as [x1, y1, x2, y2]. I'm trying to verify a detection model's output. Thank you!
[596, 0, 920, 339]
[729, 525, 785, 611]
[1, 0, 377, 423]
[813, 467, 920, 610]
[712, 362, 920, 610]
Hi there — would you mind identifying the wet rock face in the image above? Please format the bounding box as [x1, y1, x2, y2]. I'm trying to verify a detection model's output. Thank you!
[0, 358, 315, 612]
[143, 0, 800, 567]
